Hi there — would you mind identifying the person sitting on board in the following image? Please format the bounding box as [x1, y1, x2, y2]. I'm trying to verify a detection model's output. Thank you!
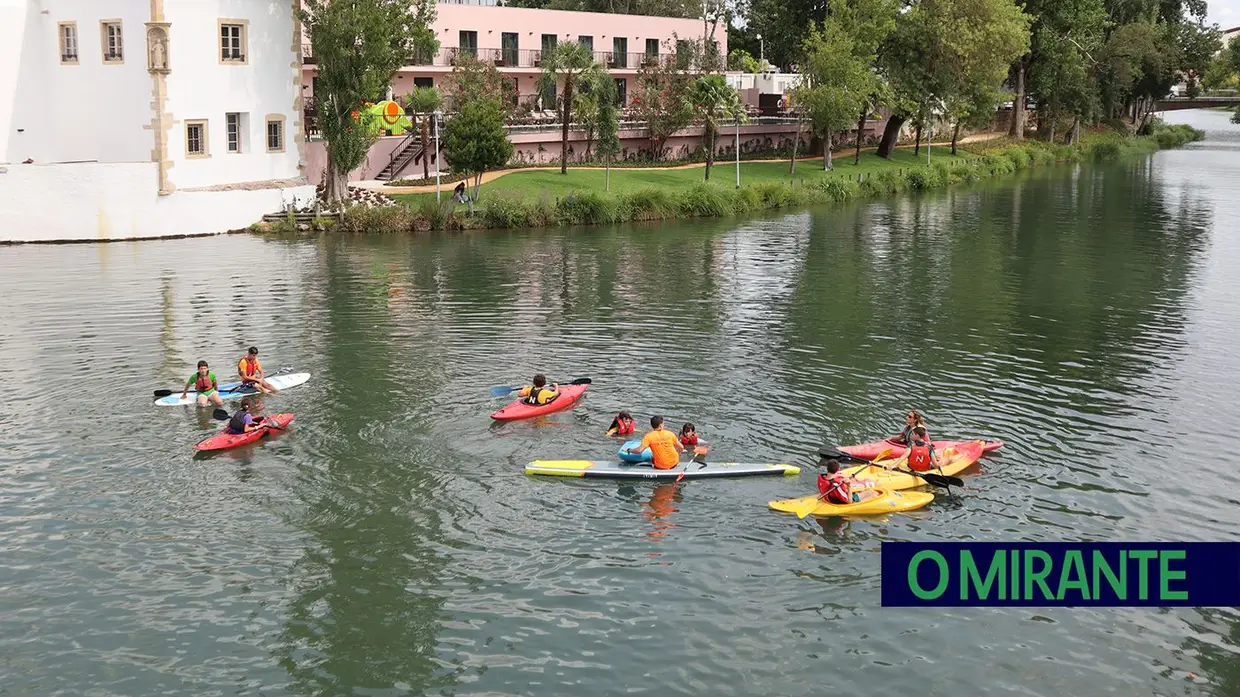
[890, 409, 930, 445]
[238, 346, 279, 395]
[181, 360, 224, 408]
[884, 426, 946, 472]
[678, 422, 705, 448]
[626, 415, 685, 470]
[518, 374, 559, 405]
[225, 399, 267, 435]
[819, 459, 880, 504]
[606, 411, 636, 437]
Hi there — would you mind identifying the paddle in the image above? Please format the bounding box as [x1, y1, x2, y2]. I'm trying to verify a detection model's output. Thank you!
[211, 408, 285, 431]
[674, 446, 711, 483]
[490, 377, 591, 397]
[818, 445, 963, 489]
[155, 367, 291, 398]
[791, 447, 898, 519]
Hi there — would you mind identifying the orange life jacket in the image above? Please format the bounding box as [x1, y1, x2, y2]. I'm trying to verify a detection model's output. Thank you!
[908, 441, 933, 471]
[818, 473, 851, 504]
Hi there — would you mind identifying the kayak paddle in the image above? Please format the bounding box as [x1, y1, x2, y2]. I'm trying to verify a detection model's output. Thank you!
[490, 377, 592, 397]
[819, 446, 962, 488]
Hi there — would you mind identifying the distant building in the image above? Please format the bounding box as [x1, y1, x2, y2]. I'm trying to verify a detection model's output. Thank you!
[1222, 25, 1239, 50]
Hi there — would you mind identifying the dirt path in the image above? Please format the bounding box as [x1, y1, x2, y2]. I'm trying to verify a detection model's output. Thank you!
[363, 132, 1006, 194]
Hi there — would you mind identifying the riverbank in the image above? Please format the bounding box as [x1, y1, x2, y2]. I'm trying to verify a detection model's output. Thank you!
[257, 122, 1202, 235]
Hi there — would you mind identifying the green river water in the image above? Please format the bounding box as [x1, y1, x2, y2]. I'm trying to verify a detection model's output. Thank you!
[1, 109, 1239, 696]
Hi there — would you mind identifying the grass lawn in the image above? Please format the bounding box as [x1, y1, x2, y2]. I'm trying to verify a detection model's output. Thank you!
[391, 146, 977, 208]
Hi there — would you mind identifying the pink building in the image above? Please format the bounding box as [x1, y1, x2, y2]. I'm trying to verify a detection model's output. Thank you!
[301, 3, 725, 109]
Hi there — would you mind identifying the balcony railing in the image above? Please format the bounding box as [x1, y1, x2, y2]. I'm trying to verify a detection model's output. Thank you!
[301, 44, 661, 71]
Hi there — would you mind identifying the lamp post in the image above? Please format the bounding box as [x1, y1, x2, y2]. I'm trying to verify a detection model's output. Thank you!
[434, 110, 442, 202]
[756, 33, 764, 69]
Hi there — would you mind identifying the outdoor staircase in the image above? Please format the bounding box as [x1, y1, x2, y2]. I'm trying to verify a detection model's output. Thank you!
[375, 135, 439, 181]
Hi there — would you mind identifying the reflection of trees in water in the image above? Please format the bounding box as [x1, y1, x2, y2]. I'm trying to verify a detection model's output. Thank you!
[271, 242, 454, 696]
[1181, 608, 1240, 694]
[781, 162, 1211, 421]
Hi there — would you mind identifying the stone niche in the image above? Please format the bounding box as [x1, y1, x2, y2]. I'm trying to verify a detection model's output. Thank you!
[146, 23, 170, 73]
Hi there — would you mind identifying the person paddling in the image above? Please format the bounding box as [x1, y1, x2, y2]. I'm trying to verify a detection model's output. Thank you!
[818, 459, 880, 504]
[181, 361, 225, 408]
[606, 411, 636, 437]
[225, 399, 266, 435]
[891, 409, 929, 445]
[884, 426, 946, 472]
[518, 374, 559, 405]
[626, 415, 685, 470]
[238, 346, 279, 395]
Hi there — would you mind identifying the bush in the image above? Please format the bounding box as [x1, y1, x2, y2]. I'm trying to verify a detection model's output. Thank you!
[338, 204, 415, 233]
[482, 193, 534, 228]
[621, 188, 680, 220]
[678, 183, 735, 218]
[556, 191, 619, 225]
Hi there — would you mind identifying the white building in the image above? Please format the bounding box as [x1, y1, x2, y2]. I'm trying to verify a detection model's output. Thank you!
[0, 0, 315, 243]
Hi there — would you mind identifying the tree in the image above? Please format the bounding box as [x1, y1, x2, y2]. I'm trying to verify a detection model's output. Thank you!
[405, 86, 443, 180]
[540, 42, 605, 174]
[689, 74, 746, 180]
[728, 48, 760, 72]
[300, 0, 438, 203]
[445, 55, 517, 114]
[593, 78, 622, 190]
[745, 0, 830, 69]
[574, 87, 602, 160]
[632, 42, 697, 159]
[442, 97, 513, 212]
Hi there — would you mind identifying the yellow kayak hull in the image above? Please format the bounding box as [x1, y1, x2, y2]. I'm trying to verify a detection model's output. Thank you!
[768, 489, 935, 517]
[841, 440, 985, 491]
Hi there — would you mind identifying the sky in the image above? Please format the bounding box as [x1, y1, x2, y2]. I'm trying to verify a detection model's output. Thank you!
[1211, 0, 1240, 32]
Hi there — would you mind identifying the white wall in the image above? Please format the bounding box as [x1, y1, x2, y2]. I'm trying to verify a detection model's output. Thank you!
[164, 0, 303, 189]
[0, 162, 315, 242]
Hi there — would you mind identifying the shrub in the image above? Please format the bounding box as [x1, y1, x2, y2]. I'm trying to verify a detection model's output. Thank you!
[621, 188, 680, 220]
[482, 193, 535, 229]
[678, 183, 735, 218]
[338, 204, 415, 233]
[556, 191, 619, 225]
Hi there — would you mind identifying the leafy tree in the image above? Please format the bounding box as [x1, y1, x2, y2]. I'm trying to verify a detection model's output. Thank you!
[689, 74, 746, 180]
[574, 88, 602, 160]
[593, 78, 622, 190]
[442, 97, 513, 212]
[745, 0, 830, 69]
[1202, 43, 1240, 92]
[445, 55, 517, 114]
[539, 42, 605, 174]
[300, 0, 438, 203]
[632, 40, 698, 159]
[728, 48, 760, 72]
[405, 86, 443, 180]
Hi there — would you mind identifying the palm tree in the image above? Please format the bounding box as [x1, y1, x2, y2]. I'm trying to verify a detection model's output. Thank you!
[689, 74, 745, 181]
[406, 86, 443, 180]
[539, 42, 604, 174]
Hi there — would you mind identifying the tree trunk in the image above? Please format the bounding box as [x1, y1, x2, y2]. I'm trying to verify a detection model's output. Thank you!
[854, 107, 867, 165]
[421, 118, 431, 180]
[606, 155, 611, 191]
[1009, 59, 1026, 140]
[1065, 115, 1080, 145]
[877, 115, 904, 158]
[789, 117, 800, 176]
[823, 130, 833, 170]
[951, 121, 961, 155]
[326, 158, 348, 205]
[560, 77, 573, 175]
[704, 125, 714, 180]
[914, 122, 922, 156]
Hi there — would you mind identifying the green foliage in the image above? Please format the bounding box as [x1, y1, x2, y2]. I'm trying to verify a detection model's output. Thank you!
[445, 55, 515, 113]
[556, 191, 620, 225]
[540, 41, 606, 174]
[300, 0, 434, 202]
[633, 39, 704, 158]
[689, 74, 747, 180]
[442, 97, 513, 201]
[728, 49, 760, 72]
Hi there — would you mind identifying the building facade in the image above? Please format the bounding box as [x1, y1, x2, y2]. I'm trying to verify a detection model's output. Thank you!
[0, 0, 314, 243]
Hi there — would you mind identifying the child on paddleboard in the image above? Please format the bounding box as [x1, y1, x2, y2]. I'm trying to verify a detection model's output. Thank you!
[238, 346, 279, 395]
[181, 360, 225, 408]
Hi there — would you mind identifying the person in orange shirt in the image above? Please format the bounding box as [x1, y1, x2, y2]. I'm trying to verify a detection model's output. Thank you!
[238, 346, 279, 395]
[625, 415, 685, 470]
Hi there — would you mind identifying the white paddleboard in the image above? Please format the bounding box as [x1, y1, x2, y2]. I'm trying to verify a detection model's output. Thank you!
[155, 372, 311, 406]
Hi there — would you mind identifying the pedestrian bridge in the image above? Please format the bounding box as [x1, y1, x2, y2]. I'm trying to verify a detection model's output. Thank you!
[1153, 96, 1240, 111]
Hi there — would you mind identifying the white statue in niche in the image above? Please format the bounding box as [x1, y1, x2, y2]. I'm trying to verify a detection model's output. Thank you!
[147, 26, 169, 73]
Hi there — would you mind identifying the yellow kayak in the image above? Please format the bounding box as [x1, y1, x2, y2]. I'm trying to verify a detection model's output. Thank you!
[841, 440, 985, 491]
[768, 488, 935, 517]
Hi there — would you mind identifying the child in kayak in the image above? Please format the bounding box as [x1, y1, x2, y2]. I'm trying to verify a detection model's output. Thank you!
[225, 399, 266, 435]
[891, 409, 929, 445]
[238, 346, 279, 395]
[606, 411, 636, 437]
[181, 361, 225, 408]
[884, 426, 946, 472]
[626, 415, 685, 470]
[518, 374, 559, 405]
[818, 459, 879, 504]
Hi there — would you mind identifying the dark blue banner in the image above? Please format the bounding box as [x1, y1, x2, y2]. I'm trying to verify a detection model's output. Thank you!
[880, 542, 1240, 607]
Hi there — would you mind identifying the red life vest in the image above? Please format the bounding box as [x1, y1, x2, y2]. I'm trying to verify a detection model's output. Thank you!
[818, 473, 851, 504]
[679, 432, 698, 447]
[613, 415, 635, 435]
[195, 373, 214, 392]
[908, 441, 933, 471]
[240, 356, 260, 378]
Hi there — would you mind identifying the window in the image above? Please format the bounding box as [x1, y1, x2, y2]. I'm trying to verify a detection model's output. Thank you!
[59, 23, 78, 63]
[578, 35, 593, 51]
[266, 117, 285, 153]
[645, 38, 659, 59]
[186, 120, 208, 158]
[675, 39, 692, 69]
[615, 78, 627, 106]
[459, 30, 477, 58]
[612, 37, 627, 68]
[219, 21, 247, 63]
[541, 34, 557, 52]
[101, 20, 123, 63]
[225, 113, 244, 153]
[501, 32, 518, 66]
[413, 77, 434, 89]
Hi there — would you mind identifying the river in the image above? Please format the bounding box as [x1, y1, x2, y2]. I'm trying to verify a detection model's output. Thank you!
[1, 108, 1238, 696]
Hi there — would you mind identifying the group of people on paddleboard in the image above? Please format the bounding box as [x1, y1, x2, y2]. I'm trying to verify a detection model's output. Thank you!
[818, 409, 945, 504]
[179, 347, 280, 408]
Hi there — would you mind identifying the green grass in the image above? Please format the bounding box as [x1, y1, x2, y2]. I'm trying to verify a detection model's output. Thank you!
[392, 147, 974, 208]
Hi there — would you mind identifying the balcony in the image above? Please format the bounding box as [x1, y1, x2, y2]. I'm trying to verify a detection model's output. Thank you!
[301, 43, 660, 71]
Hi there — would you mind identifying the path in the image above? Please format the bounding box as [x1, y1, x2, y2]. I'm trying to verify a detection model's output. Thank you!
[358, 132, 1006, 195]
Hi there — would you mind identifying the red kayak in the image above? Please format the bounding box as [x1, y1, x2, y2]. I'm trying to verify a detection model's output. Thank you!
[194, 413, 295, 452]
[840, 437, 1004, 461]
[491, 384, 589, 421]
